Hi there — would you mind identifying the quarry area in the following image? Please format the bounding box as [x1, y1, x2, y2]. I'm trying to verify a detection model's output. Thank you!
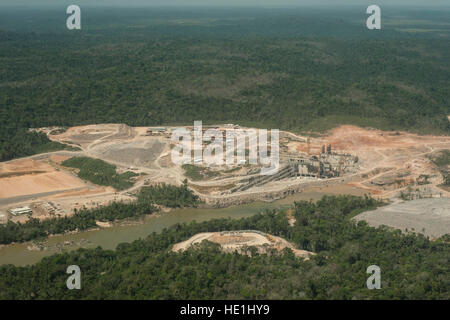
[354, 198, 450, 239]
[0, 123, 449, 238]
[172, 231, 315, 259]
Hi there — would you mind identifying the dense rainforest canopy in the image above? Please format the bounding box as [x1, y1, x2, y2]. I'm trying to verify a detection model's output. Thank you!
[62, 156, 139, 190]
[0, 6, 448, 301]
[0, 195, 448, 300]
[0, 6, 449, 161]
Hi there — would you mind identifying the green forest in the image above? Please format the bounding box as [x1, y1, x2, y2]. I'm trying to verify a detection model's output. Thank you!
[0, 182, 199, 245]
[0, 129, 76, 162]
[0, 7, 449, 162]
[62, 156, 138, 190]
[137, 180, 201, 208]
[0, 6, 449, 300]
[182, 164, 221, 181]
[0, 195, 448, 300]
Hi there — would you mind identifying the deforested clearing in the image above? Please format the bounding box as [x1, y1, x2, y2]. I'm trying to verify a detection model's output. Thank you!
[0, 159, 86, 199]
[353, 198, 450, 238]
[172, 231, 315, 259]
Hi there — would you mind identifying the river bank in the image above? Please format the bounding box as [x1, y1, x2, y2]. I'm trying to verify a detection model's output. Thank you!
[0, 184, 368, 266]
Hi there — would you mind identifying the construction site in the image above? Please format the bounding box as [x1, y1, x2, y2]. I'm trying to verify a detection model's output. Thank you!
[0, 123, 449, 227]
[228, 142, 359, 194]
[172, 230, 315, 259]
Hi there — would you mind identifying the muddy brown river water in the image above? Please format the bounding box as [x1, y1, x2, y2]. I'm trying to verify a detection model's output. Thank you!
[0, 185, 368, 266]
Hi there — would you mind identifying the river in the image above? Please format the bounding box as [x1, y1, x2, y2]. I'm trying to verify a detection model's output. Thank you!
[0, 184, 368, 266]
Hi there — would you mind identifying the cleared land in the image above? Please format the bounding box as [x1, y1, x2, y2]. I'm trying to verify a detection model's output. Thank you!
[50, 124, 450, 204]
[288, 125, 450, 199]
[354, 198, 450, 238]
[0, 123, 449, 226]
[172, 231, 314, 259]
[90, 139, 166, 168]
[0, 159, 86, 199]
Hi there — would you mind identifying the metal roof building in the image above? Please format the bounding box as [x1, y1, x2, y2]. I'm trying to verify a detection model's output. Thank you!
[8, 206, 32, 216]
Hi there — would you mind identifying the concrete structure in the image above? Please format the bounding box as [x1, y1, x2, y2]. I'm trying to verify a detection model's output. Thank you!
[228, 145, 359, 194]
[283, 144, 358, 179]
[146, 127, 168, 135]
[41, 201, 64, 216]
[8, 206, 32, 216]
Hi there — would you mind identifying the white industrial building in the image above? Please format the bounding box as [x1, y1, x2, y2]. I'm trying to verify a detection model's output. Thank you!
[8, 206, 32, 216]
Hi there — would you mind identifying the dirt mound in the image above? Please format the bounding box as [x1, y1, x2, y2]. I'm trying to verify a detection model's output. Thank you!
[90, 139, 167, 167]
[172, 231, 314, 259]
[50, 124, 133, 148]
